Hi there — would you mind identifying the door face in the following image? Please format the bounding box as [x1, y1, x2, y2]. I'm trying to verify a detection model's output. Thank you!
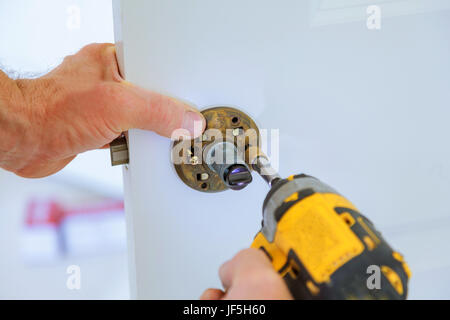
[114, 0, 450, 299]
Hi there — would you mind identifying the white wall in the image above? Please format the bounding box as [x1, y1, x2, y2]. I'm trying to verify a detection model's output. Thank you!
[1, 0, 113, 72]
[115, 0, 450, 299]
[0, 0, 128, 299]
[0, 0, 123, 197]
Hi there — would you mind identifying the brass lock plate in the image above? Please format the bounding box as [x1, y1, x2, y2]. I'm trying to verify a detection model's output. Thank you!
[172, 106, 260, 193]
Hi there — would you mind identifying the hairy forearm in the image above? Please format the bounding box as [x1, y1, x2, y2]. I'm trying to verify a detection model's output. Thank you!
[0, 70, 36, 173]
[0, 43, 204, 178]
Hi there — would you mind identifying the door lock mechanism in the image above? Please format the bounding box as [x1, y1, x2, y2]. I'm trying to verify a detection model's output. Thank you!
[171, 106, 260, 193]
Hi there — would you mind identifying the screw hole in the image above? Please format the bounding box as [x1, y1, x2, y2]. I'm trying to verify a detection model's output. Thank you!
[201, 183, 208, 189]
[232, 117, 240, 124]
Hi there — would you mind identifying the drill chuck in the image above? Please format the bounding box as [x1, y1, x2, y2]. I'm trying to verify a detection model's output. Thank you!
[251, 155, 281, 187]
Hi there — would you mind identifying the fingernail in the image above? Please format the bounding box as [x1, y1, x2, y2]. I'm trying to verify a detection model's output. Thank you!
[182, 111, 205, 138]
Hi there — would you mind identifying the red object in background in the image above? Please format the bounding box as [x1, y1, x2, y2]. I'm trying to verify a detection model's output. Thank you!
[22, 200, 66, 264]
[25, 200, 65, 227]
[62, 200, 126, 256]
[22, 199, 126, 263]
[64, 201, 124, 218]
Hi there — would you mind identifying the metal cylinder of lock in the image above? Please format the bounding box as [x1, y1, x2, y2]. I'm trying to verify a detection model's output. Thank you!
[172, 106, 260, 193]
[204, 142, 253, 191]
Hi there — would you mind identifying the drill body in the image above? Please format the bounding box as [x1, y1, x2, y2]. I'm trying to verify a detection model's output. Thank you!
[251, 174, 411, 300]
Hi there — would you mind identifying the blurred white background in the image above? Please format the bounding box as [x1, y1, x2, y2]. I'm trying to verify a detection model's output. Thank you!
[0, 0, 128, 299]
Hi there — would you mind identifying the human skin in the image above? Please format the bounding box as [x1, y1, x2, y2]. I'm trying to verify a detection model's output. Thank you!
[201, 249, 293, 300]
[0, 43, 206, 178]
[0, 43, 290, 300]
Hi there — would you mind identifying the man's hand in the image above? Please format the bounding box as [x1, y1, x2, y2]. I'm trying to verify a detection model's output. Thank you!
[200, 249, 293, 300]
[0, 43, 205, 178]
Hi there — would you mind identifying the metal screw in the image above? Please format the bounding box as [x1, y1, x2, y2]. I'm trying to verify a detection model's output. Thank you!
[232, 128, 242, 137]
[199, 173, 209, 181]
[190, 156, 199, 165]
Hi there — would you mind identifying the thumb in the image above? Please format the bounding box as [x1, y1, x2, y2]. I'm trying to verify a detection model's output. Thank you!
[115, 81, 206, 138]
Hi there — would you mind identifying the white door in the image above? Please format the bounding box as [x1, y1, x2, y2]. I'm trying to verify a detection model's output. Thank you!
[113, 0, 450, 299]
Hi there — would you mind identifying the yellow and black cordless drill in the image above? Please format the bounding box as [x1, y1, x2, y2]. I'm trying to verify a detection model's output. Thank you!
[249, 154, 411, 300]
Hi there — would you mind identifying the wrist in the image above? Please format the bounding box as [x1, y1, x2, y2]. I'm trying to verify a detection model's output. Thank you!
[0, 73, 41, 173]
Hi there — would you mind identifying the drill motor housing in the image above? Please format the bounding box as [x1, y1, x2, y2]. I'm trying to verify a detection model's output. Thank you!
[252, 175, 411, 300]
